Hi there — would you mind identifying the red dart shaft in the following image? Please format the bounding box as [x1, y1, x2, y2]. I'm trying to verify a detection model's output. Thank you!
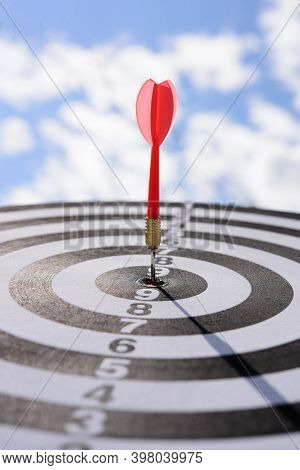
[147, 143, 159, 218]
[147, 83, 160, 219]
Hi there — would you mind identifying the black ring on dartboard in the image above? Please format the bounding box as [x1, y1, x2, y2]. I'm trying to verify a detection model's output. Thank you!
[0, 393, 299, 439]
[2, 209, 300, 238]
[2, 224, 299, 382]
[1, 326, 300, 380]
[9, 245, 293, 335]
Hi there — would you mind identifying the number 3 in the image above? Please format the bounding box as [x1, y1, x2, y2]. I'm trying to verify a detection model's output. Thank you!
[65, 409, 106, 435]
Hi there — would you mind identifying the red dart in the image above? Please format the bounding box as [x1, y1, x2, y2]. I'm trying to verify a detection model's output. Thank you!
[136, 79, 178, 218]
[136, 79, 177, 286]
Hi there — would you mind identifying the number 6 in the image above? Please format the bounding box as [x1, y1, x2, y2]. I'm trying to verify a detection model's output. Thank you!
[109, 338, 136, 353]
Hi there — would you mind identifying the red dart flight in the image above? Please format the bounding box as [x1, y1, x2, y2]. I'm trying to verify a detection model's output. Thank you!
[136, 79, 178, 219]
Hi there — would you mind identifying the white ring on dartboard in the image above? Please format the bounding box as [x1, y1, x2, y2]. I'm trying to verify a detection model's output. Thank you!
[2, 236, 300, 357]
[52, 255, 251, 318]
[0, 358, 299, 412]
[10, 246, 291, 336]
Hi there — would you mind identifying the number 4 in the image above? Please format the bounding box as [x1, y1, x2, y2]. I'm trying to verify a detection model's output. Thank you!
[84, 385, 114, 403]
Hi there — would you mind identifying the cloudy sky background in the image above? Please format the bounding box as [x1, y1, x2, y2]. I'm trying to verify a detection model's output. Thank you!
[0, 0, 299, 211]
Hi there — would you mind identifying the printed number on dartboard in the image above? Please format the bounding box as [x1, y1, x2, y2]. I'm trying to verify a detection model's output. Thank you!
[156, 256, 173, 266]
[64, 408, 106, 436]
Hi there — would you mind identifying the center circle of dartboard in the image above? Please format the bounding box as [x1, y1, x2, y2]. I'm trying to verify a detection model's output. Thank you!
[95, 266, 208, 301]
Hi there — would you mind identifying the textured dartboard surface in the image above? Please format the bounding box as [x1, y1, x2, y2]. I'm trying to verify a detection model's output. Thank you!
[0, 201, 300, 450]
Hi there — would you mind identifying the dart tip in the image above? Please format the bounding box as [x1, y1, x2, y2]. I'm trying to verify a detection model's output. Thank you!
[137, 243, 168, 289]
[136, 216, 168, 288]
[151, 249, 156, 283]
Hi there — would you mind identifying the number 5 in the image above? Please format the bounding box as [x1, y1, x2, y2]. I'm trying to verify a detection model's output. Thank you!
[95, 358, 130, 379]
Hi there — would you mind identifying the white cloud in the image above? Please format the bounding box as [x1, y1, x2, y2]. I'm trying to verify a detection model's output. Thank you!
[181, 99, 300, 211]
[1, 26, 299, 212]
[260, 0, 300, 109]
[6, 103, 179, 203]
[1, 32, 255, 204]
[6, 97, 300, 212]
[0, 117, 34, 156]
[0, 33, 255, 109]
[249, 98, 300, 139]
[169, 33, 258, 92]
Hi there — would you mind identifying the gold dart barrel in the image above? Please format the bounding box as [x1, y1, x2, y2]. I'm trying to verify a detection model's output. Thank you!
[145, 217, 161, 250]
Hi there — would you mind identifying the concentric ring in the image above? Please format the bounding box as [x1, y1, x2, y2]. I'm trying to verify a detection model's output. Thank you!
[9, 245, 292, 335]
[0, 202, 300, 449]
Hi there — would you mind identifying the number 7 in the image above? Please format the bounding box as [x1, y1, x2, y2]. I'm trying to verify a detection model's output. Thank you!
[119, 318, 147, 333]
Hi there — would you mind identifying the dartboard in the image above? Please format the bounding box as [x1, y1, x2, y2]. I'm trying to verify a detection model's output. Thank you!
[0, 201, 299, 450]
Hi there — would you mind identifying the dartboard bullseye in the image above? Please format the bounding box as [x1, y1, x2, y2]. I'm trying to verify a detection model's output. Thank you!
[0, 201, 300, 450]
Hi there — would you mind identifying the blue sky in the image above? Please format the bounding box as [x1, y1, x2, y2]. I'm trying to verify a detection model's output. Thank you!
[1, 0, 260, 45]
[0, 0, 299, 210]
